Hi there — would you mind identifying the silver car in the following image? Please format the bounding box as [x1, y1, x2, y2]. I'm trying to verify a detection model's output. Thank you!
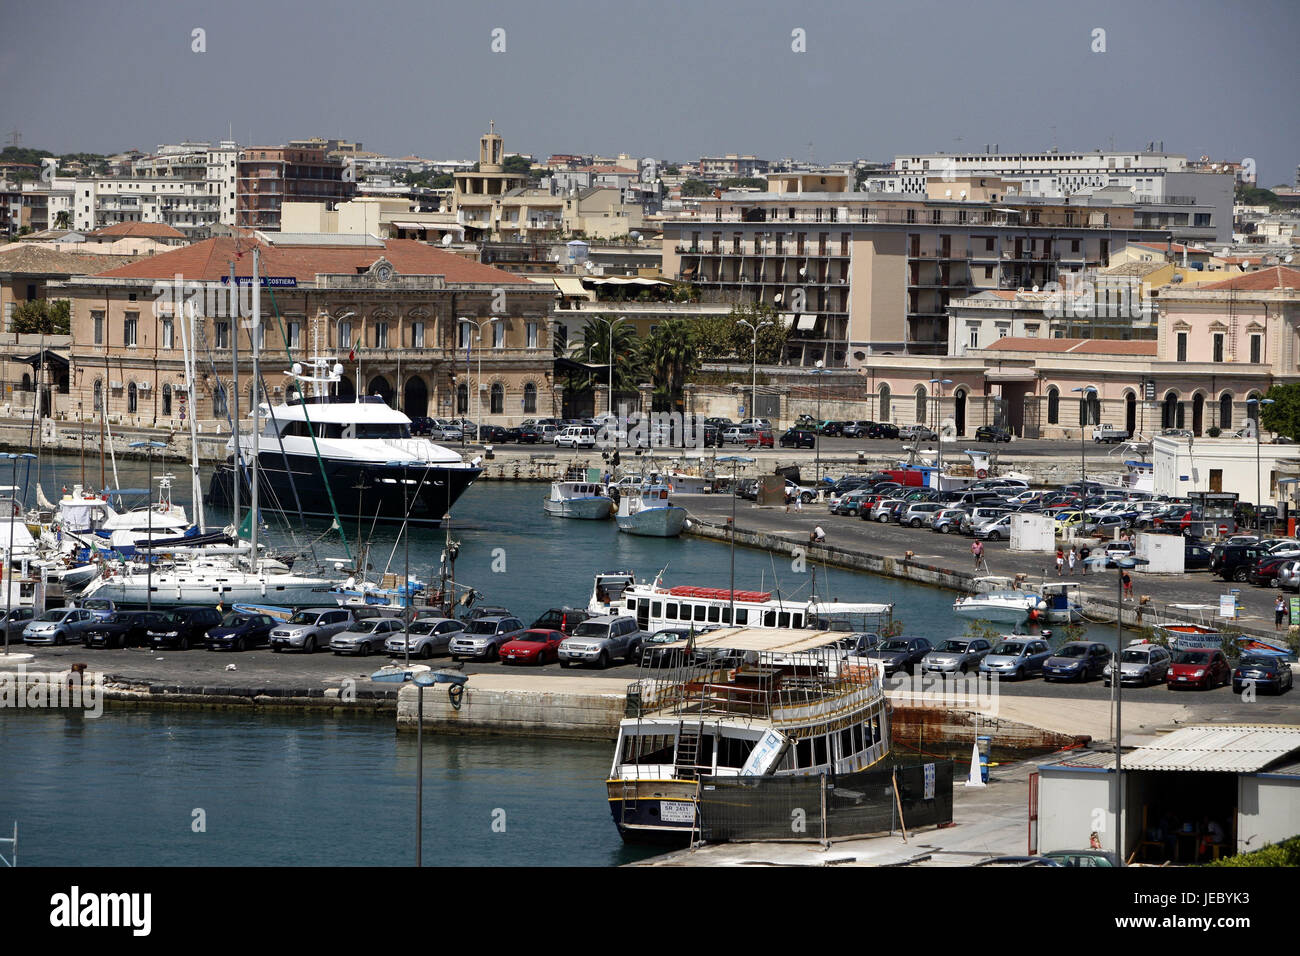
[1103, 643, 1172, 687]
[558, 615, 643, 668]
[979, 638, 1054, 680]
[331, 617, 404, 656]
[269, 608, 354, 653]
[871, 497, 906, 522]
[448, 615, 526, 661]
[383, 617, 464, 659]
[922, 637, 993, 674]
[931, 508, 967, 534]
[899, 424, 937, 441]
[22, 608, 96, 646]
[900, 502, 944, 528]
[1277, 559, 1300, 592]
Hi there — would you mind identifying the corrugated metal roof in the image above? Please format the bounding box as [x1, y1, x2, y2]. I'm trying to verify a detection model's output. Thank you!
[1122, 724, 1300, 773]
[1044, 750, 1116, 771]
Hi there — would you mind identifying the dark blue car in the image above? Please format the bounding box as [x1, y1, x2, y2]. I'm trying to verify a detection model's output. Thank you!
[205, 612, 278, 652]
[1232, 653, 1294, 695]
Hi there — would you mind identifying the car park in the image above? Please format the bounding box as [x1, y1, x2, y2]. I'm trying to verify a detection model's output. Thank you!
[979, 638, 1053, 679]
[558, 614, 643, 668]
[922, 637, 993, 675]
[865, 637, 933, 677]
[1231, 654, 1294, 694]
[205, 612, 278, 651]
[1042, 642, 1111, 682]
[384, 617, 464, 658]
[831, 490, 874, 516]
[1167, 648, 1231, 690]
[23, 607, 97, 646]
[500, 628, 567, 665]
[898, 424, 937, 441]
[449, 615, 527, 662]
[269, 607, 353, 653]
[779, 428, 817, 448]
[331, 617, 404, 656]
[1103, 642, 1172, 686]
[147, 606, 225, 651]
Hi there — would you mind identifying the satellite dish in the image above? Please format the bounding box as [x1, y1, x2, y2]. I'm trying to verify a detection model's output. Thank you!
[442, 234, 453, 246]
[1219, 247, 1230, 257]
[960, 190, 967, 199]
[630, 231, 641, 240]
[773, 293, 783, 303]
[1286, 255, 1294, 263]
[799, 268, 807, 277]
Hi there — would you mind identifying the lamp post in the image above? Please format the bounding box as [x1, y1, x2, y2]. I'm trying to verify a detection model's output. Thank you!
[1112, 554, 1148, 867]
[718, 455, 755, 625]
[929, 377, 952, 476]
[370, 664, 468, 867]
[128, 441, 167, 612]
[811, 364, 829, 488]
[1072, 386, 1097, 494]
[592, 316, 627, 418]
[737, 317, 773, 423]
[1246, 397, 1275, 529]
[458, 317, 490, 443]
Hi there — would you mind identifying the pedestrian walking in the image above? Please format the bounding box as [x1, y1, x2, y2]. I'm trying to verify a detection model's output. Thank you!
[1276, 595, 1288, 630]
[972, 539, 985, 572]
[1055, 548, 1065, 576]
[794, 494, 803, 513]
[784, 490, 792, 513]
[1067, 547, 1077, 576]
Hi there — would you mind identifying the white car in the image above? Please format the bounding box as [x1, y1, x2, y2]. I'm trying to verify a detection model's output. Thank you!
[554, 425, 597, 448]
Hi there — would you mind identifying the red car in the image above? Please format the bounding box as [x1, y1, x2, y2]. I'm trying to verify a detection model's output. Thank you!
[743, 428, 774, 449]
[500, 629, 566, 665]
[1166, 648, 1231, 690]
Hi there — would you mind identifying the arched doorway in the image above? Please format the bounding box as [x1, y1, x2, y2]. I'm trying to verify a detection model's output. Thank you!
[1192, 393, 1205, 436]
[490, 382, 504, 415]
[336, 375, 356, 402]
[162, 384, 172, 416]
[1047, 386, 1060, 425]
[1162, 391, 1183, 430]
[367, 375, 393, 406]
[127, 382, 138, 415]
[523, 382, 537, 415]
[404, 376, 428, 417]
[878, 384, 891, 422]
[1125, 391, 1137, 436]
[954, 389, 967, 435]
[1219, 393, 1233, 430]
[915, 386, 927, 424]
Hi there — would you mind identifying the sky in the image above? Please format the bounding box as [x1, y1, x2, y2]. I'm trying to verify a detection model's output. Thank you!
[2, 0, 1297, 186]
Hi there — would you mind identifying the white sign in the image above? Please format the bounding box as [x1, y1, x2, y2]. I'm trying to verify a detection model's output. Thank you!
[1219, 594, 1238, 619]
[659, 800, 695, 823]
[741, 728, 790, 776]
[924, 763, 936, 800]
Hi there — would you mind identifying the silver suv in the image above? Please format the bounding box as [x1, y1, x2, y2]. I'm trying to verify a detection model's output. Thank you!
[448, 615, 526, 662]
[384, 617, 465, 658]
[559, 614, 643, 668]
[899, 502, 944, 528]
[269, 608, 354, 653]
[331, 617, 404, 656]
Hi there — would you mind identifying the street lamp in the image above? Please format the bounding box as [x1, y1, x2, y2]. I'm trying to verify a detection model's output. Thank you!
[1246, 397, 1276, 529]
[129, 441, 167, 612]
[591, 316, 628, 419]
[929, 378, 952, 476]
[1072, 386, 1097, 494]
[458, 317, 491, 444]
[1111, 554, 1149, 867]
[718, 455, 755, 625]
[811, 364, 830, 488]
[370, 664, 468, 867]
[736, 317, 773, 423]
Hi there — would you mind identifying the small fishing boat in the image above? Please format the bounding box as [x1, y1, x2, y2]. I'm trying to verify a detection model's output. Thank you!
[331, 573, 427, 611]
[1031, 581, 1083, 624]
[1156, 612, 1293, 657]
[953, 577, 1044, 630]
[615, 485, 688, 538]
[542, 480, 614, 520]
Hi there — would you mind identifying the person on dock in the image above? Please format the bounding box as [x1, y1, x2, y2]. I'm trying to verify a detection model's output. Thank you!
[810, 526, 826, 543]
[1276, 595, 1288, 630]
[1067, 547, 1077, 576]
[1055, 548, 1065, 576]
[1122, 571, 1133, 600]
[971, 539, 986, 573]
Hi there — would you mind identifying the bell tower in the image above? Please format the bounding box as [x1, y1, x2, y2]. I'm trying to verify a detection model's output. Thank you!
[479, 119, 504, 172]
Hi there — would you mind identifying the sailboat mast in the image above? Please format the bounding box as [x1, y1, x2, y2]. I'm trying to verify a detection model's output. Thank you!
[230, 261, 240, 538]
[180, 299, 205, 532]
[250, 249, 260, 565]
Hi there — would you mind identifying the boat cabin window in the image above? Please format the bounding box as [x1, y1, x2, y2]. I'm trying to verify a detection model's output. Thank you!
[280, 420, 346, 439]
[595, 577, 629, 605]
[763, 610, 776, 626]
[793, 613, 803, 628]
[707, 605, 720, 623]
[735, 609, 748, 625]
[778, 611, 791, 628]
[716, 736, 752, 771]
[354, 423, 412, 440]
[665, 602, 677, 620]
[693, 604, 706, 622]
[622, 734, 675, 765]
[721, 607, 731, 624]
[651, 602, 662, 618]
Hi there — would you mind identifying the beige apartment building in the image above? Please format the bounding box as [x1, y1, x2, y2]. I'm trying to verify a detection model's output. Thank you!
[54, 235, 558, 428]
[660, 171, 1172, 366]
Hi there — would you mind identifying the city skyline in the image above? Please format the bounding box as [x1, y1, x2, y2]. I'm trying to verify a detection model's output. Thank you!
[2, 0, 1297, 185]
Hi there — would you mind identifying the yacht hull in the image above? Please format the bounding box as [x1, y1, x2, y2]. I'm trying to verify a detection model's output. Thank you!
[543, 496, 614, 520]
[81, 569, 335, 607]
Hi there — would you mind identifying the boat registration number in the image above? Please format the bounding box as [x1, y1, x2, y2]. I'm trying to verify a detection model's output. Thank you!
[660, 801, 694, 823]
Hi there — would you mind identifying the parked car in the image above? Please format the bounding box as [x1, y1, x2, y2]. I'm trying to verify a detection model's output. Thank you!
[23, 607, 97, 646]
[1091, 425, 1130, 443]
[1042, 642, 1111, 682]
[841, 420, 875, 438]
[529, 607, 590, 635]
[205, 612, 278, 652]
[865, 637, 933, 677]
[721, 425, 752, 445]
[1213, 545, 1265, 583]
[1250, 554, 1295, 588]
[1167, 648, 1231, 690]
[898, 424, 937, 441]
[269, 607, 354, 653]
[639, 627, 694, 667]
[866, 422, 900, 440]
[785, 480, 816, 504]
[832, 490, 874, 517]
[384, 617, 464, 658]
[555, 425, 598, 449]
[974, 514, 1014, 541]
[0, 606, 35, 644]
[922, 637, 993, 674]
[478, 424, 509, 443]
[979, 638, 1053, 679]
[1161, 427, 1193, 438]
[80, 598, 118, 622]
[558, 614, 643, 668]
[931, 508, 968, 534]
[1183, 543, 1214, 571]
[974, 425, 1013, 442]
[1275, 559, 1300, 591]
[330, 617, 404, 656]
[743, 428, 775, 449]
[517, 425, 544, 444]
[779, 428, 817, 449]
[1041, 850, 1119, 867]
[500, 628, 567, 665]
[870, 497, 907, 522]
[1232, 653, 1294, 694]
[1103, 642, 1172, 686]
[80, 611, 167, 649]
[900, 502, 945, 528]
[146, 606, 225, 651]
[449, 615, 527, 662]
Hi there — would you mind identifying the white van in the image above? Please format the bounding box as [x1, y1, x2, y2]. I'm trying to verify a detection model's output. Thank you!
[555, 425, 597, 449]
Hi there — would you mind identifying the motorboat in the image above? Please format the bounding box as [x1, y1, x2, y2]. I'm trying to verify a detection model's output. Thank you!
[542, 480, 614, 520]
[614, 485, 688, 537]
[953, 576, 1045, 630]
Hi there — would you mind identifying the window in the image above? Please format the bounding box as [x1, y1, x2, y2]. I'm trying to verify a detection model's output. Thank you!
[878, 384, 891, 421]
[412, 321, 425, 348]
[93, 379, 102, 413]
[286, 321, 300, 350]
[1176, 331, 1187, 363]
[214, 321, 230, 349]
[373, 322, 388, 348]
[526, 321, 537, 349]
[1250, 334, 1262, 364]
[490, 382, 504, 414]
[212, 384, 227, 418]
[338, 321, 351, 349]
[493, 321, 505, 349]
[162, 384, 172, 416]
[92, 310, 104, 346]
[160, 317, 174, 350]
[968, 325, 979, 350]
[916, 386, 927, 423]
[1212, 333, 1224, 363]
[123, 312, 138, 347]
[523, 382, 537, 414]
[1047, 386, 1060, 424]
[1219, 393, 1233, 430]
[984, 236, 995, 252]
[459, 322, 472, 349]
[456, 383, 468, 414]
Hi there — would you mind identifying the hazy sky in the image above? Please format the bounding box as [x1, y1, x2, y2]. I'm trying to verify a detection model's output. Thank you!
[3, 0, 1297, 185]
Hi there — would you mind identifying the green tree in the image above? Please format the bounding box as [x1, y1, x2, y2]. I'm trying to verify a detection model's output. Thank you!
[573, 318, 643, 393]
[1259, 384, 1300, 440]
[53, 210, 70, 229]
[720, 177, 766, 190]
[679, 179, 713, 197]
[664, 165, 680, 176]
[639, 319, 699, 411]
[9, 299, 70, 334]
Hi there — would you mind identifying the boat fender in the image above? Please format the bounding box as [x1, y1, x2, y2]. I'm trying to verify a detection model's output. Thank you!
[683, 518, 693, 530]
[1029, 609, 1038, 621]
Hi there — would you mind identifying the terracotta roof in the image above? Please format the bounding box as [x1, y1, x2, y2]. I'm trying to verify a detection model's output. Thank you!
[0, 245, 142, 276]
[89, 221, 186, 240]
[982, 336, 1157, 356]
[1200, 266, 1300, 291]
[89, 237, 531, 285]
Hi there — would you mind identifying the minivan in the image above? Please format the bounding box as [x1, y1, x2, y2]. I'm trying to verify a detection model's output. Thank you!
[555, 425, 597, 449]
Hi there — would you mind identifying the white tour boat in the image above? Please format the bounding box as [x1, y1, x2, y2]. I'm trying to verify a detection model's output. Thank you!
[542, 480, 614, 520]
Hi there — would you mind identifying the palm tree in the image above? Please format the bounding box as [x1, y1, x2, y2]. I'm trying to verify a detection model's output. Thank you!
[640, 319, 698, 411]
[53, 211, 71, 230]
[573, 317, 643, 393]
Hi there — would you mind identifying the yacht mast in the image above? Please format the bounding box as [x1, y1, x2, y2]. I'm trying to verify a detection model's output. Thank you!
[180, 299, 206, 532]
[250, 248, 261, 566]
[230, 260, 240, 538]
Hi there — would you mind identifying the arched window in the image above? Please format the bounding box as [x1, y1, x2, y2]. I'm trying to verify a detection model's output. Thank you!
[523, 382, 537, 414]
[878, 384, 891, 422]
[1047, 386, 1059, 425]
[456, 383, 468, 414]
[213, 385, 228, 419]
[1162, 391, 1182, 429]
[1219, 393, 1233, 430]
[127, 382, 138, 414]
[915, 386, 927, 424]
[162, 384, 172, 416]
[490, 382, 504, 415]
[1246, 392, 1262, 422]
[93, 379, 103, 413]
[1078, 389, 1100, 427]
[20, 373, 31, 392]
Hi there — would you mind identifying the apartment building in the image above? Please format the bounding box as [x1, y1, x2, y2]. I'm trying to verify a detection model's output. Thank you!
[236, 145, 353, 231]
[54, 235, 555, 427]
[698, 155, 770, 180]
[661, 170, 1170, 365]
